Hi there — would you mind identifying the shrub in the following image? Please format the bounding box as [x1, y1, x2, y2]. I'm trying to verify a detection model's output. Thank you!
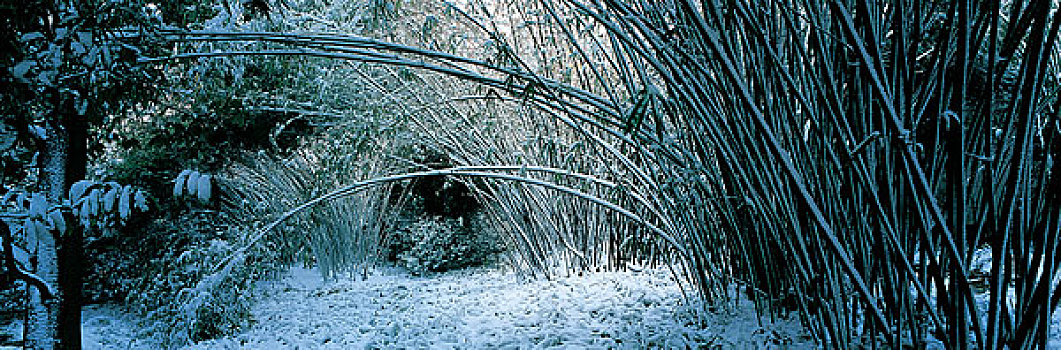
[123, 208, 279, 346]
[389, 215, 500, 275]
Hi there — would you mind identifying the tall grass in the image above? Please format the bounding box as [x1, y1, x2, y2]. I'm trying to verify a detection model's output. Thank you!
[222, 148, 398, 279]
[142, 0, 1061, 347]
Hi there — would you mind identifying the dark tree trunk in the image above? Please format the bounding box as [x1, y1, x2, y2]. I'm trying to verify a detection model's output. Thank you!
[57, 115, 87, 350]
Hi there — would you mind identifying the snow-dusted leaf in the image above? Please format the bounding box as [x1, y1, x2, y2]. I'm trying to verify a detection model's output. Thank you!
[103, 186, 118, 213]
[2, 190, 18, 204]
[48, 210, 66, 235]
[79, 200, 92, 226]
[69, 180, 94, 202]
[28, 193, 47, 219]
[38, 70, 57, 87]
[71, 41, 86, 56]
[186, 171, 201, 197]
[29, 219, 48, 244]
[134, 190, 148, 212]
[29, 125, 47, 140]
[174, 169, 191, 197]
[22, 218, 36, 248]
[119, 185, 133, 220]
[77, 31, 92, 45]
[19, 32, 44, 42]
[76, 99, 88, 116]
[11, 241, 31, 266]
[81, 48, 97, 66]
[11, 61, 35, 82]
[197, 174, 212, 202]
[0, 122, 16, 150]
[16, 192, 27, 209]
[86, 188, 101, 217]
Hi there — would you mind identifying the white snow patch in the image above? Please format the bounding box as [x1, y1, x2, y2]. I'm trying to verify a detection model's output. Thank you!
[82, 304, 154, 349]
[184, 266, 813, 349]
[65, 263, 1061, 348]
[2, 304, 151, 349]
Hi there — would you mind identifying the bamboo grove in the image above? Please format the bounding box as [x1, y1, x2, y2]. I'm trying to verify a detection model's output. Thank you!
[125, 0, 1061, 348]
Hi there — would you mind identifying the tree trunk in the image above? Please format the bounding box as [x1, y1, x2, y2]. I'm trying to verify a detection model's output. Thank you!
[58, 115, 87, 349]
[24, 122, 67, 349]
[24, 114, 86, 349]
[22, 231, 58, 349]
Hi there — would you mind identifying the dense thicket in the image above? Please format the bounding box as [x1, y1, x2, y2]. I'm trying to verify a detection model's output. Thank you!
[165, 1, 1057, 348]
[2, 0, 1059, 348]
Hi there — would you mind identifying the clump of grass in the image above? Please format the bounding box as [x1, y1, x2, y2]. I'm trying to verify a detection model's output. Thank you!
[222, 135, 400, 279]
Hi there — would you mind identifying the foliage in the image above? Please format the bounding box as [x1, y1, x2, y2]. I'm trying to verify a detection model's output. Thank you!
[126, 222, 270, 345]
[87, 1, 419, 344]
[0, 0, 1047, 348]
[101, 54, 307, 198]
[1, 0, 162, 168]
[140, 0, 1060, 348]
[388, 215, 500, 275]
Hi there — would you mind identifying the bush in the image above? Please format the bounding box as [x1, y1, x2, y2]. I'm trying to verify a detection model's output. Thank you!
[121, 208, 280, 346]
[389, 215, 500, 275]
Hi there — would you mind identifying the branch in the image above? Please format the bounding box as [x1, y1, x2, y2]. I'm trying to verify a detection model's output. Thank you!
[0, 219, 57, 300]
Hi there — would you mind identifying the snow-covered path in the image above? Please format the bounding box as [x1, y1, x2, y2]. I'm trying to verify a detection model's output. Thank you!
[182, 266, 811, 349]
[62, 259, 1061, 349]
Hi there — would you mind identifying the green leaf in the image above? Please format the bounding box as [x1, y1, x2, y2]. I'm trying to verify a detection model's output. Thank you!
[624, 87, 655, 135]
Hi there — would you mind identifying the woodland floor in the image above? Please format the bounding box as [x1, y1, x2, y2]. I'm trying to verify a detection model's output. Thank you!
[7, 261, 1058, 349]
[81, 265, 812, 349]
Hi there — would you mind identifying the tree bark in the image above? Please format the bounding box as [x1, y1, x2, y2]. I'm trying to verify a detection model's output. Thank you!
[58, 115, 87, 350]
[23, 229, 58, 350]
[24, 113, 86, 349]
[24, 122, 67, 349]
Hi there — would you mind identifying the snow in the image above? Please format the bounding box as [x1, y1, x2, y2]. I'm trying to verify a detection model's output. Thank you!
[81, 304, 150, 350]
[1, 305, 149, 349]
[0, 319, 21, 350]
[183, 266, 812, 349]
[44, 260, 1061, 349]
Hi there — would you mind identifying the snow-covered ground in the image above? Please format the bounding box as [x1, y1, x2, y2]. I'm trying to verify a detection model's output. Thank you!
[82, 304, 146, 350]
[8, 259, 1051, 349]
[1, 304, 145, 349]
[3, 266, 811, 349]
[183, 266, 811, 349]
